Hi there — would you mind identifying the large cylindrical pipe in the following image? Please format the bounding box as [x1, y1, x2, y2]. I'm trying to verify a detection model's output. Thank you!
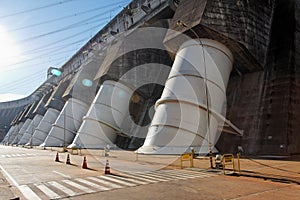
[138, 39, 233, 154]
[1, 125, 15, 144]
[18, 114, 43, 145]
[69, 80, 134, 149]
[7, 122, 24, 144]
[12, 118, 32, 144]
[31, 108, 60, 146]
[41, 98, 89, 147]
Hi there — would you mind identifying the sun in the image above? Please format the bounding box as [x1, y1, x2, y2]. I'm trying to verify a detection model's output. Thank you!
[0, 25, 22, 67]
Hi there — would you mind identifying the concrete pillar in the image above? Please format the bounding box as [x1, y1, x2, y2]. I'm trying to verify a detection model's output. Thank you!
[138, 39, 233, 154]
[69, 80, 134, 149]
[18, 114, 43, 145]
[31, 108, 60, 146]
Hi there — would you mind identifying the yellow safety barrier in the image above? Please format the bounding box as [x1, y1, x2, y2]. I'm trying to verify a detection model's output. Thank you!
[222, 154, 235, 174]
[68, 147, 81, 155]
[180, 153, 194, 169]
[221, 153, 241, 174]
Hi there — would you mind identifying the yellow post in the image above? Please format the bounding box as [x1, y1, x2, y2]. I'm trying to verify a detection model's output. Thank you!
[237, 153, 241, 173]
[180, 156, 183, 169]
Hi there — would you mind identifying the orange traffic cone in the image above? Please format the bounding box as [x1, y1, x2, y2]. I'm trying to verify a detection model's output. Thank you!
[104, 159, 110, 174]
[82, 156, 88, 169]
[66, 154, 71, 165]
[55, 152, 60, 162]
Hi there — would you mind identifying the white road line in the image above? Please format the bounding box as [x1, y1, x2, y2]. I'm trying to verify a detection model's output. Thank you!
[19, 185, 42, 200]
[0, 165, 19, 186]
[87, 177, 123, 189]
[48, 181, 78, 196]
[153, 170, 209, 179]
[1, 155, 5, 157]
[6, 155, 11, 157]
[141, 173, 173, 181]
[35, 183, 61, 199]
[161, 170, 213, 178]
[75, 178, 110, 191]
[62, 180, 96, 193]
[0, 164, 40, 200]
[16, 154, 22, 157]
[111, 175, 148, 185]
[129, 173, 169, 182]
[98, 175, 136, 187]
[122, 174, 158, 183]
[52, 170, 72, 179]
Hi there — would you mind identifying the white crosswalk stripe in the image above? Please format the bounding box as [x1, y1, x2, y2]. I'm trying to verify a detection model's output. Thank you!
[62, 179, 96, 193]
[130, 172, 172, 181]
[122, 173, 158, 183]
[19, 185, 42, 200]
[34, 183, 61, 199]
[18, 170, 215, 199]
[113, 175, 150, 185]
[98, 175, 137, 187]
[87, 176, 124, 189]
[75, 178, 110, 191]
[1, 153, 36, 158]
[150, 170, 211, 180]
[48, 181, 78, 196]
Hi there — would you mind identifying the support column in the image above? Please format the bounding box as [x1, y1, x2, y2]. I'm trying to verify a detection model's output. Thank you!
[138, 39, 233, 154]
[31, 108, 60, 146]
[69, 80, 134, 149]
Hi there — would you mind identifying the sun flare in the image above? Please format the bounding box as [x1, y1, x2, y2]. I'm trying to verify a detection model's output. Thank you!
[0, 26, 22, 67]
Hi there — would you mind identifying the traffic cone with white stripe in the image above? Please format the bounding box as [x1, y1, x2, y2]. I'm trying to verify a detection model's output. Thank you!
[66, 154, 71, 165]
[55, 152, 59, 162]
[104, 159, 110, 174]
[82, 156, 88, 169]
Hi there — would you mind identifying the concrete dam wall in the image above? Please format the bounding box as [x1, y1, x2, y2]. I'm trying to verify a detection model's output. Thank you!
[0, 0, 299, 157]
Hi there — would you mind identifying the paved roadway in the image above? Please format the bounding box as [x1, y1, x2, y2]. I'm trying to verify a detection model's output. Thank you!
[0, 145, 299, 200]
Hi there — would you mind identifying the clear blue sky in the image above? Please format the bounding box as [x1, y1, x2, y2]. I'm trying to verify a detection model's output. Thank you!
[0, 0, 130, 102]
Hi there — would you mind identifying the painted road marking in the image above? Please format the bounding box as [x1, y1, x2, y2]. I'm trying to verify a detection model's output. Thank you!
[48, 181, 78, 196]
[113, 175, 150, 185]
[75, 178, 110, 191]
[0, 153, 36, 158]
[87, 177, 123, 189]
[0, 164, 41, 200]
[62, 179, 96, 193]
[130, 172, 171, 182]
[34, 183, 61, 199]
[98, 175, 136, 187]
[19, 185, 42, 200]
[1, 166, 216, 200]
[151, 170, 209, 179]
[122, 173, 158, 183]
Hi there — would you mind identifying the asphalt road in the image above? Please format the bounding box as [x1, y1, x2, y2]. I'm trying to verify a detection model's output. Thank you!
[0, 145, 299, 200]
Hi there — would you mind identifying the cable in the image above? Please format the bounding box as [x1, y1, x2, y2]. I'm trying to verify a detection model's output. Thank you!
[17, 13, 111, 44]
[3, 26, 101, 70]
[0, 1, 130, 93]
[0, 70, 46, 90]
[244, 156, 300, 175]
[5, 1, 128, 33]
[0, 0, 77, 19]
[2, 48, 77, 72]
[22, 21, 106, 56]
[4, 21, 108, 68]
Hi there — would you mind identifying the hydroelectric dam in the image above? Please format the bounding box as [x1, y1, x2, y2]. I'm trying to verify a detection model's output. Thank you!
[0, 0, 299, 157]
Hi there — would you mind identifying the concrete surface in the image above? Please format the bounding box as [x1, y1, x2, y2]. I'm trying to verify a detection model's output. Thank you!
[0, 145, 299, 200]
